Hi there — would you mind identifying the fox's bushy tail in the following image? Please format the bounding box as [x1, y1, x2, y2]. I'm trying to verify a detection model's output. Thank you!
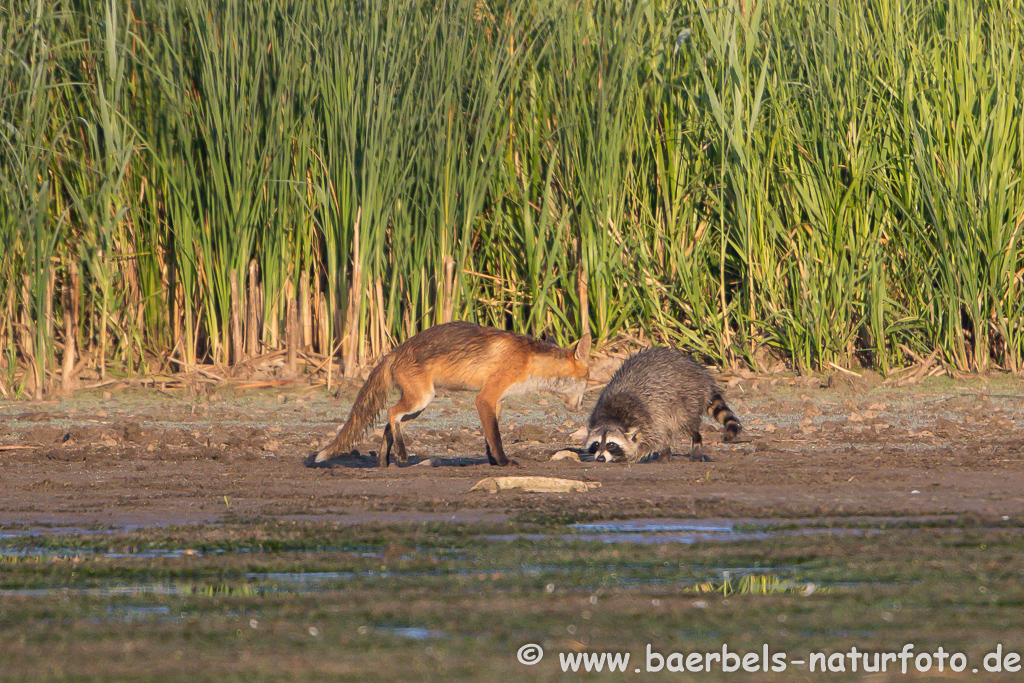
[310, 354, 395, 464]
[708, 392, 742, 442]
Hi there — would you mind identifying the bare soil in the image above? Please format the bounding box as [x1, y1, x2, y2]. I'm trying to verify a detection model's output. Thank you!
[2, 371, 1022, 527]
[3, 371, 1024, 683]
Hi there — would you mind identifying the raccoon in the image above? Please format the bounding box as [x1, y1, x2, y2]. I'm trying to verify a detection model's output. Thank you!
[584, 347, 741, 463]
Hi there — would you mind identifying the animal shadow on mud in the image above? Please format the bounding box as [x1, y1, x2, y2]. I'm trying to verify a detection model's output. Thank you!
[558, 447, 702, 464]
[303, 449, 489, 469]
[559, 441, 750, 464]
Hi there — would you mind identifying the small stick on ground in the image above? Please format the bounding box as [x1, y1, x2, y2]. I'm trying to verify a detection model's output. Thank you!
[828, 362, 862, 378]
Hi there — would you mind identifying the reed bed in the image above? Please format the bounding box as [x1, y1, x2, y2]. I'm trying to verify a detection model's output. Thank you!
[1, 0, 1022, 397]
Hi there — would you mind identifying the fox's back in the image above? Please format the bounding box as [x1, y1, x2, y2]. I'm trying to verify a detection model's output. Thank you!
[390, 322, 583, 391]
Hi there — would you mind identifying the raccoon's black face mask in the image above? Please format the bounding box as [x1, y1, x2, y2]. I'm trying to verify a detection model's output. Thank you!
[586, 428, 634, 462]
[588, 440, 625, 459]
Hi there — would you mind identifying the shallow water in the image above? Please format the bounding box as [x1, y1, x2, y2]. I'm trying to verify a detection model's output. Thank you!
[0, 515, 963, 602]
[485, 516, 907, 545]
[370, 626, 449, 640]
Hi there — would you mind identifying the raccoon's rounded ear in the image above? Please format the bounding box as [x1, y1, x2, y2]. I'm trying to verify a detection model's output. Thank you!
[626, 427, 640, 443]
[574, 333, 592, 360]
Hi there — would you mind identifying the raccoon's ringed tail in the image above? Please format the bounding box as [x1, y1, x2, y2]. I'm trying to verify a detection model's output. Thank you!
[721, 414, 742, 442]
[709, 392, 742, 442]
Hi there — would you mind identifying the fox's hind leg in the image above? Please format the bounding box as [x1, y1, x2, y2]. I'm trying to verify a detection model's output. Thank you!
[385, 407, 421, 465]
[390, 409, 426, 464]
[384, 381, 434, 466]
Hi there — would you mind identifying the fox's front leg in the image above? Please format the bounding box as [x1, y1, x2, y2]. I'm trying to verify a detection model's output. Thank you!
[474, 391, 512, 466]
[379, 424, 394, 468]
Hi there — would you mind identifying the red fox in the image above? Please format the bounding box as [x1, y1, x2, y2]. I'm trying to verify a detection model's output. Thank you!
[306, 322, 591, 468]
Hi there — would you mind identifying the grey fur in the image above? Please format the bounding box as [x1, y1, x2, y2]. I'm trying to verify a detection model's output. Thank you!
[584, 347, 741, 463]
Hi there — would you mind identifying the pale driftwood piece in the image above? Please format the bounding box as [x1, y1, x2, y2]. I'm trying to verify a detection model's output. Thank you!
[470, 476, 601, 494]
[551, 450, 582, 462]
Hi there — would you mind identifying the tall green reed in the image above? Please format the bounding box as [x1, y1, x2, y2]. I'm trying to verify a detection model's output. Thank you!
[1, 0, 1022, 397]
[0, 1, 74, 397]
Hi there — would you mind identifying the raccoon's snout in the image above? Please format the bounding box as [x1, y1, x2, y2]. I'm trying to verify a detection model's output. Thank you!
[594, 449, 624, 463]
[586, 436, 611, 462]
[590, 442, 626, 463]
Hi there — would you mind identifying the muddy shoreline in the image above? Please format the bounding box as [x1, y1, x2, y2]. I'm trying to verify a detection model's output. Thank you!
[2, 373, 1024, 682]
[2, 373, 1022, 528]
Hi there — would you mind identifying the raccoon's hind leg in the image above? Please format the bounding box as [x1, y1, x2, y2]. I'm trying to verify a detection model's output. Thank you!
[688, 429, 711, 462]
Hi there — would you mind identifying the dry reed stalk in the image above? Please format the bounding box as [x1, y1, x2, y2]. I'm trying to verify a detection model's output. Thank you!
[61, 263, 79, 394]
[313, 268, 323, 353]
[577, 265, 590, 340]
[268, 288, 280, 350]
[286, 280, 298, 378]
[442, 255, 455, 323]
[45, 266, 54, 352]
[343, 206, 362, 377]
[376, 276, 387, 357]
[229, 269, 243, 365]
[368, 276, 381, 359]
[19, 277, 39, 400]
[300, 274, 311, 350]
[246, 259, 259, 356]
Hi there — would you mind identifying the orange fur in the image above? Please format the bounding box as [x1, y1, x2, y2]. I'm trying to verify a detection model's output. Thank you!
[309, 322, 591, 467]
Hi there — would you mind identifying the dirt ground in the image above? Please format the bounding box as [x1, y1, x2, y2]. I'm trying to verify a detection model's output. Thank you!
[3, 369, 1024, 682]
[2, 369, 1022, 527]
